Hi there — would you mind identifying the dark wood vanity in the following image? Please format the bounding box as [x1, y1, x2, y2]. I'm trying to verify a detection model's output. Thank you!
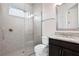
[49, 38, 79, 56]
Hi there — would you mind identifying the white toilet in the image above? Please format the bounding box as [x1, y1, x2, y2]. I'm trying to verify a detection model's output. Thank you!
[34, 36, 49, 56]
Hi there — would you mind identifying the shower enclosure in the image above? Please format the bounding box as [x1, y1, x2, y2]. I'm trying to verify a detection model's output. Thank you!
[0, 3, 42, 56]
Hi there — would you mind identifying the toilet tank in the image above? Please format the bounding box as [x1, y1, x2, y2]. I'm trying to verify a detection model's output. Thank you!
[42, 36, 48, 45]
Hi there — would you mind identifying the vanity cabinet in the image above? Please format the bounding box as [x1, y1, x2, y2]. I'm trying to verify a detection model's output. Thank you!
[49, 45, 62, 56]
[49, 38, 79, 56]
[62, 48, 79, 56]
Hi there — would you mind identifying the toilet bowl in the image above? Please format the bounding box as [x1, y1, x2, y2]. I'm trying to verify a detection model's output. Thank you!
[34, 36, 48, 56]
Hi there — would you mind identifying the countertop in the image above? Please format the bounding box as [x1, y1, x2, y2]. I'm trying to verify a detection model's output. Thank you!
[49, 35, 79, 44]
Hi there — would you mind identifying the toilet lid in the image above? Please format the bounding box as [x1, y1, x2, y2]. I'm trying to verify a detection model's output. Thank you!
[34, 44, 47, 52]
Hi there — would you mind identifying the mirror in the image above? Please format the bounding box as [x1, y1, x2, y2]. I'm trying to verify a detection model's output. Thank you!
[56, 3, 79, 31]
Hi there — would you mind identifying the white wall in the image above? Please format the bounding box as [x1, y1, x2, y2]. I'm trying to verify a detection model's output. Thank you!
[42, 19, 56, 37]
[42, 3, 56, 20]
[42, 4, 56, 37]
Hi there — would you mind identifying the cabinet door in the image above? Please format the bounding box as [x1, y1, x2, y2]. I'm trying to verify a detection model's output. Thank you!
[62, 48, 79, 56]
[49, 45, 62, 56]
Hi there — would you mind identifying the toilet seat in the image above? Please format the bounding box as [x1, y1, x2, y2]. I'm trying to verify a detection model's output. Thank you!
[34, 36, 48, 56]
[34, 44, 47, 53]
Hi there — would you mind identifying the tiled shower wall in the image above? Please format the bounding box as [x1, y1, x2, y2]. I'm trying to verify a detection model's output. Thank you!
[0, 3, 42, 56]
